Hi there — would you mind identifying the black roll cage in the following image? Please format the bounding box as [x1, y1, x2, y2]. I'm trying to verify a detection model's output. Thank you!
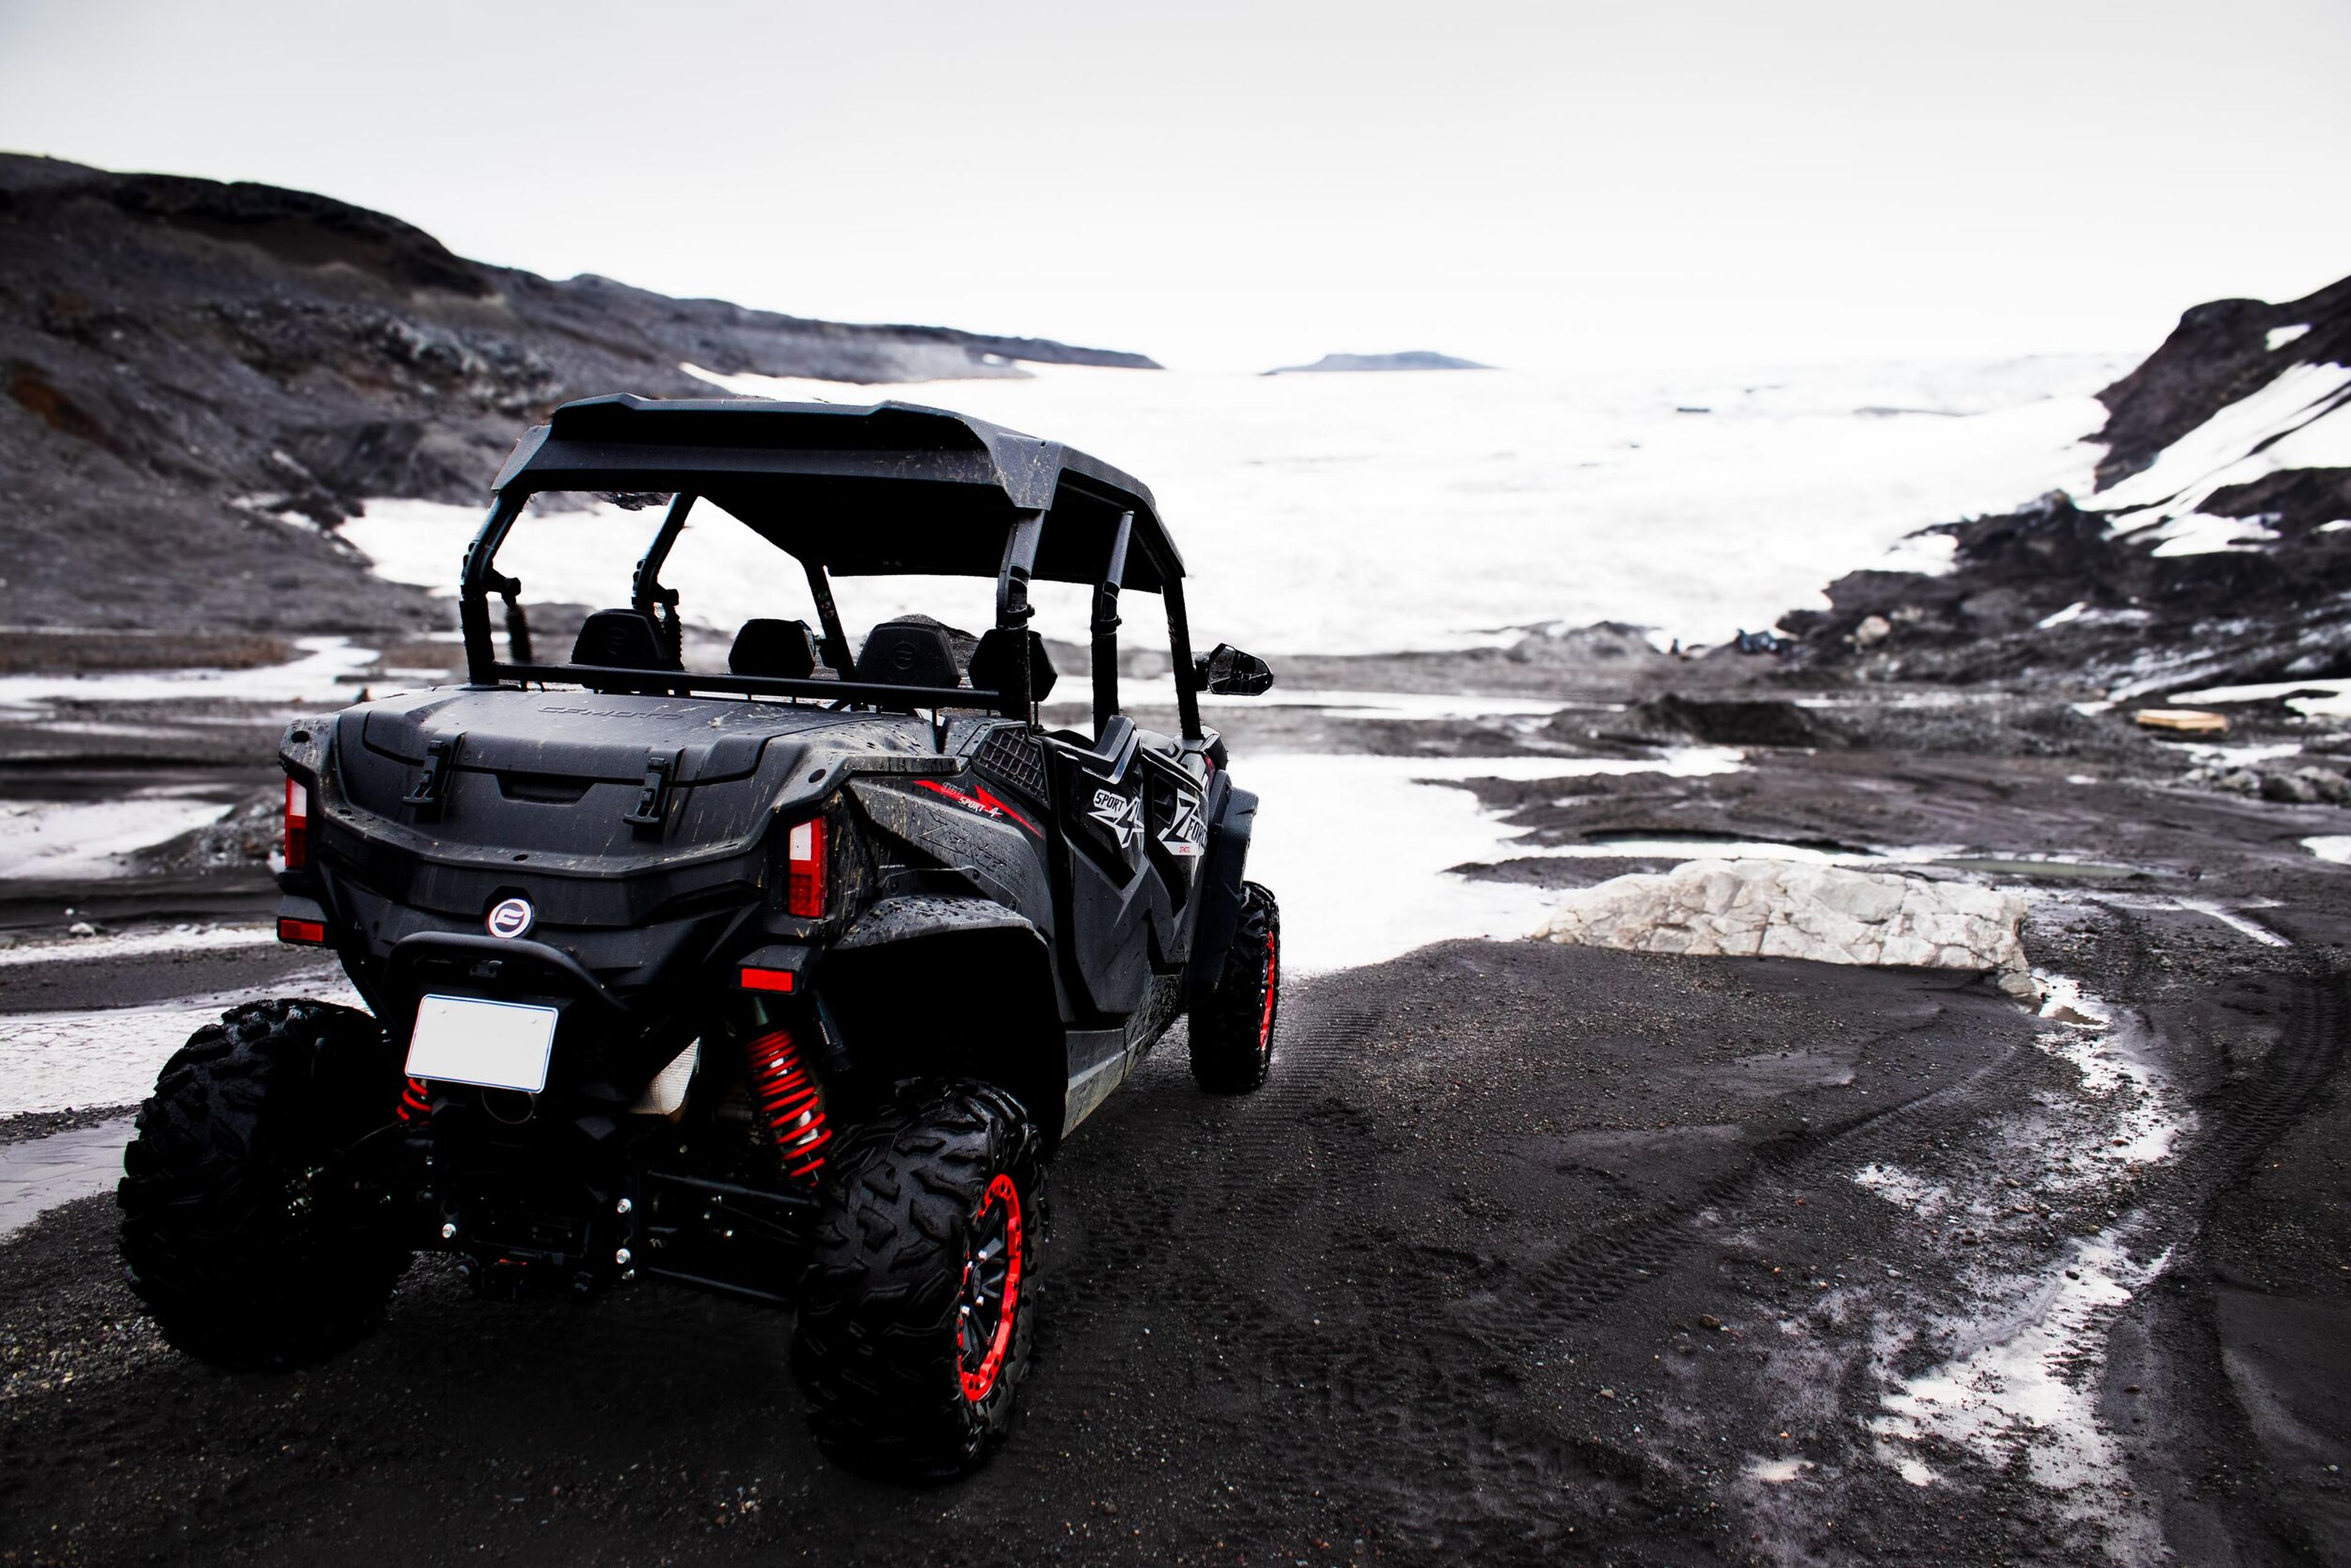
[456, 396, 1205, 741]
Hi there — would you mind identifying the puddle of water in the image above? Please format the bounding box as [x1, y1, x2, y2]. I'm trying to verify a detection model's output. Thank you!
[0, 923, 278, 967]
[1507, 835, 1867, 865]
[0, 636, 377, 711]
[0, 792, 237, 879]
[1932, 857, 2148, 882]
[0, 970, 361, 1116]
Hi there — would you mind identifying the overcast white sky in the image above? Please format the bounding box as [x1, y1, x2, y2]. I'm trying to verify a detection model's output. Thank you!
[1, 0, 2345, 372]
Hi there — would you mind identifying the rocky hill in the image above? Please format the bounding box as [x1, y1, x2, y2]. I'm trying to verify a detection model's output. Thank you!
[1778, 271, 2351, 696]
[0, 154, 1156, 634]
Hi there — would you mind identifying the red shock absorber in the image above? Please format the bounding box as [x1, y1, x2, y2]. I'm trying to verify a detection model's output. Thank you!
[396, 1075, 432, 1126]
[744, 1027, 831, 1186]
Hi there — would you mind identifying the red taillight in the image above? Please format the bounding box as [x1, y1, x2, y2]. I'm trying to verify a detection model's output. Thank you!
[740, 966, 795, 993]
[283, 776, 310, 870]
[277, 917, 326, 945]
[786, 816, 827, 918]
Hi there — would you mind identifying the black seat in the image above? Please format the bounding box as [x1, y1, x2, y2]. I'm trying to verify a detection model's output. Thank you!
[852, 620, 962, 695]
[729, 618, 818, 679]
[969, 627, 1057, 711]
[571, 609, 677, 670]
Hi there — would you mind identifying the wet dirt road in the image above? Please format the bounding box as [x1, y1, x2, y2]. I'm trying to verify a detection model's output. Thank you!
[0, 910, 2339, 1567]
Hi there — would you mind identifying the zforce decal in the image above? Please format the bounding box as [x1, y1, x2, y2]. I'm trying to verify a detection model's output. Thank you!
[1159, 790, 1207, 858]
[913, 779, 1041, 836]
[1089, 786, 1141, 851]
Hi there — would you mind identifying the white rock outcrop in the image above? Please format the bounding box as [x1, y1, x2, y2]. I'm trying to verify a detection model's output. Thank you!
[1534, 858, 2035, 998]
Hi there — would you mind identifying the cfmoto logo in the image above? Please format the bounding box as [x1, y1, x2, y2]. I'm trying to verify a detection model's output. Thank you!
[486, 897, 534, 940]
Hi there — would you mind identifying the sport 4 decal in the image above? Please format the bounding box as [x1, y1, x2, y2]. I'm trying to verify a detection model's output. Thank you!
[1090, 786, 1141, 851]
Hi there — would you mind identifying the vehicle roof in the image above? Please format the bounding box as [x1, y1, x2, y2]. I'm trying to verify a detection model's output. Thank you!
[493, 394, 1182, 590]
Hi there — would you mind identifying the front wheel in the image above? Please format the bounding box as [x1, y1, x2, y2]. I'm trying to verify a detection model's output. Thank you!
[1189, 881, 1280, 1093]
[118, 999, 410, 1370]
[792, 1082, 1044, 1477]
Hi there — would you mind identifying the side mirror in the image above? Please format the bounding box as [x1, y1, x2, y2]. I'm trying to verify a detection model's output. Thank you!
[1195, 643, 1274, 697]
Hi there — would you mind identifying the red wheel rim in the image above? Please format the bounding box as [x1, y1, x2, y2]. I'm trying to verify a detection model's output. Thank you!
[958, 1172, 1024, 1403]
[1256, 932, 1279, 1057]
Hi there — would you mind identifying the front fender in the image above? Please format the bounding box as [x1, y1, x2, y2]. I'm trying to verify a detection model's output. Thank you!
[1183, 779, 1258, 1003]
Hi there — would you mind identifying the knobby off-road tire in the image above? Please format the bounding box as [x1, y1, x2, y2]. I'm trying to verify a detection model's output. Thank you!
[1189, 881, 1281, 1093]
[792, 1082, 1044, 1477]
[119, 999, 410, 1370]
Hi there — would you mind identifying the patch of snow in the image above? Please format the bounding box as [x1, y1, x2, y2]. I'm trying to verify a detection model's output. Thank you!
[2305, 835, 2351, 865]
[0, 792, 237, 880]
[2268, 324, 2312, 351]
[0, 636, 378, 712]
[1240, 748, 1744, 974]
[2036, 601, 2088, 629]
[2143, 511, 2279, 558]
[1744, 1457, 1813, 1484]
[1853, 1163, 1954, 1218]
[2169, 676, 2351, 719]
[2320, 519, 2351, 533]
[1533, 858, 2036, 996]
[1877, 532, 1959, 576]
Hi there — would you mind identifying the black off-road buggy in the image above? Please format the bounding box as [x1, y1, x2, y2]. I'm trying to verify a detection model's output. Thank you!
[118, 396, 1281, 1474]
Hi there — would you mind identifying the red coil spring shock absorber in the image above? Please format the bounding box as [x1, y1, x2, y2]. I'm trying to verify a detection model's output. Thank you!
[396, 1075, 432, 1126]
[744, 1027, 831, 1186]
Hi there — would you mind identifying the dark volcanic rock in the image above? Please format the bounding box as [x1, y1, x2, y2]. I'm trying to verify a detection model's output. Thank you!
[0, 154, 1157, 636]
[1779, 489, 2351, 692]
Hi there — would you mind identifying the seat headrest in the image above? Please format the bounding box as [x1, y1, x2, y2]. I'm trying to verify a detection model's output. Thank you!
[571, 609, 677, 671]
[852, 620, 962, 694]
[729, 618, 817, 680]
[969, 628, 1057, 711]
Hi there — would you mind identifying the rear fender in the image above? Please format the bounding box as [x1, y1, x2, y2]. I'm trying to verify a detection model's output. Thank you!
[817, 897, 1067, 1147]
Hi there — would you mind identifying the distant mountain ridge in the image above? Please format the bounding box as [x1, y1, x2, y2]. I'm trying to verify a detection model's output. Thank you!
[1265, 351, 1490, 375]
[0, 154, 1157, 631]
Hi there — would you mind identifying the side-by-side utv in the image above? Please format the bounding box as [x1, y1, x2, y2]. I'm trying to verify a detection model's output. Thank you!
[118, 395, 1281, 1476]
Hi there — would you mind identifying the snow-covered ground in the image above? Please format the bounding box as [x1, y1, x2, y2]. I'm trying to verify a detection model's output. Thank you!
[345, 356, 2122, 657]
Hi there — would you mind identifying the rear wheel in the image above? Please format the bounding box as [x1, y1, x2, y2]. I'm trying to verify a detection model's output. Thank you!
[1188, 881, 1280, 1093]
[118, 999, 410, 1370]
[792, 1082, 1043, 1477]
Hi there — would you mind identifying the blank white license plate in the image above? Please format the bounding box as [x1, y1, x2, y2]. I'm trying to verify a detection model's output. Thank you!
[405, 994, 560, 1093]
